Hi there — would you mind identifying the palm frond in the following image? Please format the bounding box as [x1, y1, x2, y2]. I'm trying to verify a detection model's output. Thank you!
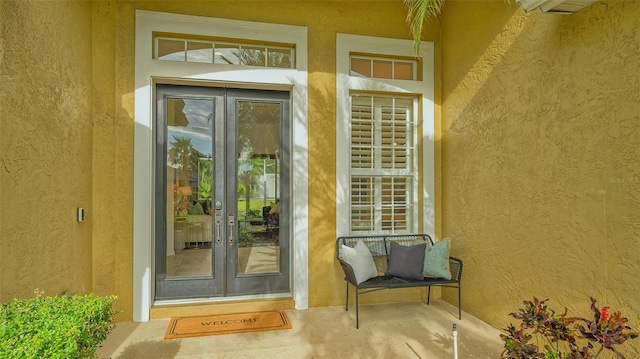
[404, 0, 445, 55]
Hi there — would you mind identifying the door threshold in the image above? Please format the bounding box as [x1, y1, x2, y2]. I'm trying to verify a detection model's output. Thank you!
[150, 295, 295, 319]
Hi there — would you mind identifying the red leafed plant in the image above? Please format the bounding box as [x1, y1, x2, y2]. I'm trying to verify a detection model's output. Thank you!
[501, 296, 638, 359]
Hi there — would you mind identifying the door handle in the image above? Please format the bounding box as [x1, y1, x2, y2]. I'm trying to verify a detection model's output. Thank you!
[214, 211, 223, 244]
[227, 215, 235, 246]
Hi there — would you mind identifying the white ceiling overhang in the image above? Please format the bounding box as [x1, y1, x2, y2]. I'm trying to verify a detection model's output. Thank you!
[516, 0, 598, 14]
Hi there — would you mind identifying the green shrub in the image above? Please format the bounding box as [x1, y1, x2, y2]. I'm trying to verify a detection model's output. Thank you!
[0, 291, 117, 359]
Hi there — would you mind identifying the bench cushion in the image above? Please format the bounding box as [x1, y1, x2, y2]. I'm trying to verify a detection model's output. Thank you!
[423, 238, 451, 280]
[340, 240, 378, 284]
[386, 242, 426, 280]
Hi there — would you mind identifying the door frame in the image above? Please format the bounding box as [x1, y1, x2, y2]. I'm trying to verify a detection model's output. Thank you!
[154, 85, 291, 300]
[134, 10, 308, 321]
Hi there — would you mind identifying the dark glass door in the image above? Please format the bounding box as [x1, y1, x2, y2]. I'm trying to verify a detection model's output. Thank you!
[155, 85, 290, 300]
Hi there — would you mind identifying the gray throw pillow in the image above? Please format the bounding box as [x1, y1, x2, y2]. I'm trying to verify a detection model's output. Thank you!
[386, 241, 426, 280]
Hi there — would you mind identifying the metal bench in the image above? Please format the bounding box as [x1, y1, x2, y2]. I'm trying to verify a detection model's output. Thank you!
[337, 234, 463, 328]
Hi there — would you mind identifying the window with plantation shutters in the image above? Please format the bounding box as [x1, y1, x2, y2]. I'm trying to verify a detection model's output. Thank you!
[350, 95, 415, 234]
[336, 33, 434, 239]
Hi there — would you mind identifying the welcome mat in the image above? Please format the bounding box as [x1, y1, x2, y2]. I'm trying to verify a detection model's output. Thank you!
[164, 310, 292, 339]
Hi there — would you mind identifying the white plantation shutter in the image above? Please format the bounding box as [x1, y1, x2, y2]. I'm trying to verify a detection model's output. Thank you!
[350, 95, 415, 234]
[351, 103, 374, 169]
[350, 176, 373, 232]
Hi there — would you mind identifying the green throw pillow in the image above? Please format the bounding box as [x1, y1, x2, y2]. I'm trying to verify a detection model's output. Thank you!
[423, 238, 451, 280]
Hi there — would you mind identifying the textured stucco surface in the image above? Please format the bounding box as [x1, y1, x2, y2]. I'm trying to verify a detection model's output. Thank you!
[8, 3, 639, 355]
[121, 0, 442, 311]
[0, 1, 93, 299]
[8, 6, 639, 356]
[442, 1, 640, 356]
[91, 1, 134, 321]
[1, 0, 442, 321]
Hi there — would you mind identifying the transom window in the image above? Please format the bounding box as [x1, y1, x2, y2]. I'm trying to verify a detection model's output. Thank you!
[350, 95, 416, 233]
[350, 54, 418, 80]
[154, 36, 295, 68]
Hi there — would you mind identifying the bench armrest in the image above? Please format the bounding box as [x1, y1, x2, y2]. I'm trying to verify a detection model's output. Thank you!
[448, 256, 463, 282]
[337, 258, 359, 285]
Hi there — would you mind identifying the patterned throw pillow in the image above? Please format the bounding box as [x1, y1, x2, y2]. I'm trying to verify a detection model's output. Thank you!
[423, 238, 451, 280]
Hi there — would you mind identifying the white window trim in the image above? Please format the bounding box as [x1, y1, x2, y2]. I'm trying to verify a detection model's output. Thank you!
[336, 33, 435, 238]
[134, 10, 309, 322]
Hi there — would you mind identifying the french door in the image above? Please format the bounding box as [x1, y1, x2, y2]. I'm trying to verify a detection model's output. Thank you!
[154, 84, 290, 300]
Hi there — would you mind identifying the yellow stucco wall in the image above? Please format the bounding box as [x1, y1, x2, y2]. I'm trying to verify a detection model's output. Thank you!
[441, 1, 640, 356]
[115, 0, 442, 312]
[0, 1, 94, 300]
[90, 1, 135, 321]
[1, 0, 442, 321]
[8, 1, 639, 354]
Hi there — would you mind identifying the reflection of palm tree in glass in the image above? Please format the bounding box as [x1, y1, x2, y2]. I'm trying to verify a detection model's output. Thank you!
[198, 159, 212, 200]
[239, 48, 265, 66]
[238, 158, 271, 217]
[168, 135, 202, 185]
[237, 101, 280, 217]
[234, 48, 290, 68]
[267, 51, 289, 68]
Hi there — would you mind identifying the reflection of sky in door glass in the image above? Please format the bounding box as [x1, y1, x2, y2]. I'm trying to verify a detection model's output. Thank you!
[187, 42, 213, 63]
[186, 49, 213, 63]
[159, 53, 184, 61]
[168, 98, 213, 156]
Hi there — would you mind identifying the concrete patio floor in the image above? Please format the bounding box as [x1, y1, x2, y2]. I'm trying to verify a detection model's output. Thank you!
[97, 300, 505, 358]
